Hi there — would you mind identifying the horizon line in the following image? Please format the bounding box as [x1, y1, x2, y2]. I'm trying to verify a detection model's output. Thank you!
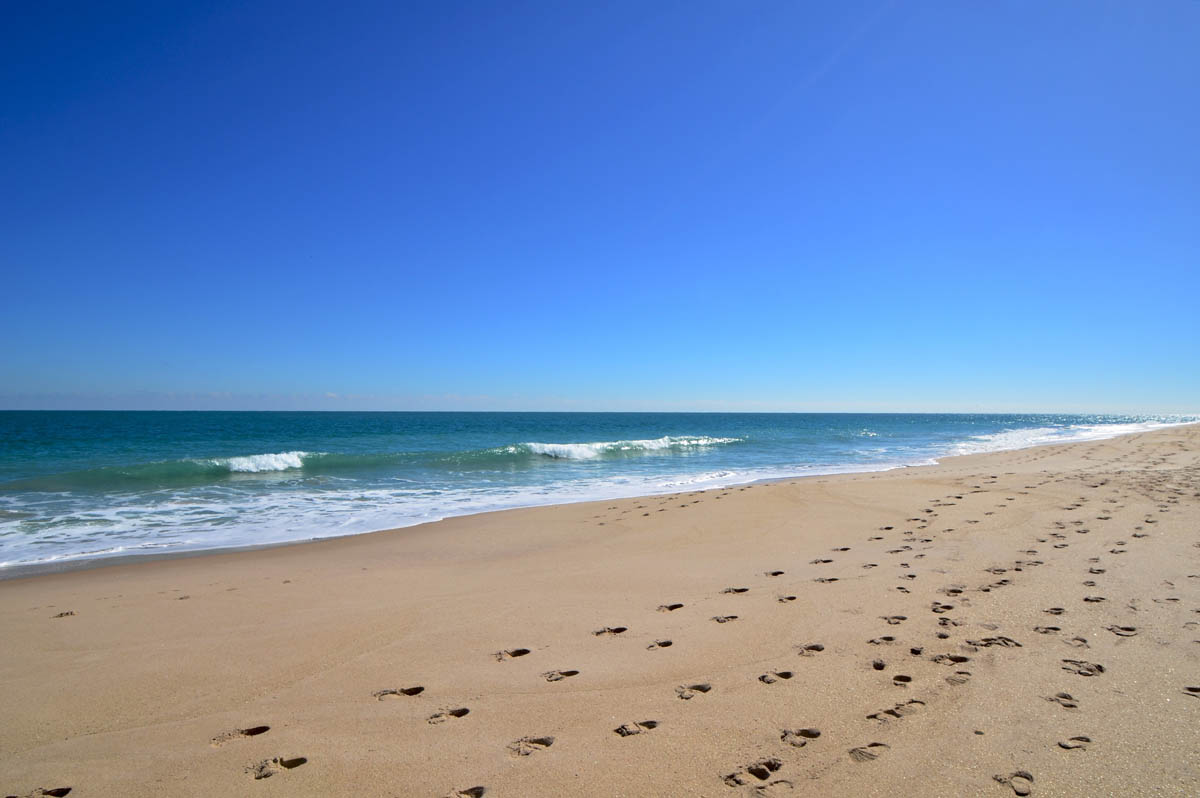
[2, 408, 1197, 416]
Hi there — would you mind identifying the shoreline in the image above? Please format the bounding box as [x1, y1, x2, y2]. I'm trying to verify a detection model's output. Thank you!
[2, 423, 1197, 796]
[3, 420, 1195, 582]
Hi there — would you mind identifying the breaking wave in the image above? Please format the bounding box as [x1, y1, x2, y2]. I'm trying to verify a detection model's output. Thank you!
[507, 436, 742, 460]
[217, 451, 311, 472]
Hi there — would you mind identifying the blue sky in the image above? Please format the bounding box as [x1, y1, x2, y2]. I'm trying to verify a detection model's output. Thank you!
[2, 1, 1197, 412]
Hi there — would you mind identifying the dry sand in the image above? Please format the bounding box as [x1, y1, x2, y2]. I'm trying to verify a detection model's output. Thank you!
[2, 424, 1198, 797]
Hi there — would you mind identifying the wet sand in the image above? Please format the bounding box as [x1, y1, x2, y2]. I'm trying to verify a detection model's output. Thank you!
[2, 424, 1198, 797]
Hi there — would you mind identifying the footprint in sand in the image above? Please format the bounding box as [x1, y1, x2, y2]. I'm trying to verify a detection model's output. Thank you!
[11, 789, 73, 797]
[1083, 596, 1106, 603]
[373, 687, 424, 699]
[428, 707, 470, 724]
[758, 671, 794, 684]
[1046, 692, 1078, 709]
[723, 757, 783, 786]
[967, 636, 1021, 649]
[1058, 736, 1091, 750]
[814, 577, 839, 583]
[765, 570, 785, 577]
[931, 653, 971, 665]
[211, 725, 270, 745]
[892, 674, 912, 687]
[993, 770, 1034, 796]
[1044, 607, 1066, 616]
[712, 615, 739, 623]
[676, 683, 712, 700]
[494, 648, 530, 661]
[593, 626, 628, 636]
[1033, 626, 1060, 634]
[542, 669, 579, 682]
[508, 736, 554, 757]
[51, 611, 75, 619]
[867, 699, 924, 722]
[446, 787, 486, 798]
[722, 587, 749, 594]
[869, 635, 896, 645]
[797, 643, 825, 656]
[614, 720, 658, 736]
[848, 742, 890, 762]
[246, 757, 308, 780]
[946, 670, 972, 685]
[1064, 637, 1089, 649]
[881, 615, 907, 625]
[780, 728, 820, 747]
[657, 603, 684, 612]
[777, 596, 797, 603]
[810, 558, 833, 564]
[1182, 686, 1200, 699]
[1106, 625, 1137, 637]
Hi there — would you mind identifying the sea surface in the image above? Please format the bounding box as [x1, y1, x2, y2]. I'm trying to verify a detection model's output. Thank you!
[0, 411, 1194, 568]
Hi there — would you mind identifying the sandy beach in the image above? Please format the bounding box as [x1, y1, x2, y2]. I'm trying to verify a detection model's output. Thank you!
[1, 424, 1197, 797]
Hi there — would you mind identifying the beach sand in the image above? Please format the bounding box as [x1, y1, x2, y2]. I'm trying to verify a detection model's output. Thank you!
[1, 424, 1198, 797]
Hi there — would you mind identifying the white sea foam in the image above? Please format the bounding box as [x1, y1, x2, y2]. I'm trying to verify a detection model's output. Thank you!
[0, 465, 769, 567]
[655, 470, 738, 489]
[519, 436, 740, 460]
[948, 427, 1061, 455]
[948, 419, 1195, 457]
[214, 451, 314, 473]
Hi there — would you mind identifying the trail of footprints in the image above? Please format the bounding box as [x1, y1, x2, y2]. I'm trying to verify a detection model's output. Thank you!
[121, 461, 1192, 797]
[577, 473, 1172, 792]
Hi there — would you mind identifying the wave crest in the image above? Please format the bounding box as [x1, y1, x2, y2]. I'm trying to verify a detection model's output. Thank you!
[214, 451, 312, 473]
[512, 436, 741, 460]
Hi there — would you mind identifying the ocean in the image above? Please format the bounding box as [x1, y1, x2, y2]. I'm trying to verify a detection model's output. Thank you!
[0, 411, 1193, 569]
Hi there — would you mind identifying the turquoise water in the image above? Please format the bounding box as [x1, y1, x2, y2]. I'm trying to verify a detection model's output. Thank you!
[0, 411, 1193, 568]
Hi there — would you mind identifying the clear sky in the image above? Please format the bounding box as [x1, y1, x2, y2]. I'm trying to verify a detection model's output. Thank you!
[2, 1, 1197, 413]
